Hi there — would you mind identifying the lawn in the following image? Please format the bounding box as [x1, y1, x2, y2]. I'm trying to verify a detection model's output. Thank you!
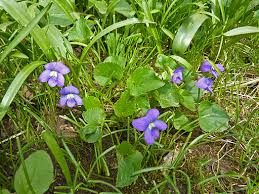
[0, 0, 258, 193]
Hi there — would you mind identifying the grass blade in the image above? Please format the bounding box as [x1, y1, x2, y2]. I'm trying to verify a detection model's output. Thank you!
[170, 55, 192, 70]
[0, 0, 53, 59]
[0, 61, 45, 121]
[224, 26, 259, 36]
[161, 27, 175, 41]
[172, 13, 208, 54]
[80, 18, 152, 61]
[142, 0, 162, 54]
[42, 130, 73, 186]
[0, 3, 52, 64]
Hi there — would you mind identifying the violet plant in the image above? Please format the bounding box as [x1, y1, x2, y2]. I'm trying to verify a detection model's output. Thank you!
[0, 0, 256, 193]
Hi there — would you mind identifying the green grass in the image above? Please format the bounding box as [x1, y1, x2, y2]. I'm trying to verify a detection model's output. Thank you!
[0, 0, 259, 193]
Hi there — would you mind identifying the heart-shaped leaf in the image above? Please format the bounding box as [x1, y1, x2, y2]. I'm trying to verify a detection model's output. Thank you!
[199, 101, 229, 132]
[14, 150, 54, 194]
[80, 125, 102, 143]
[83, 96, 102, 110]
[157, 83, 180, 108]
[113, 90, 136, 117]
[116, 142, 143, 187]
[82, 108, 106, 125]
[180, 89, 196, 111]
[94, 62, 124, 86]
[127, 67, 164, 96]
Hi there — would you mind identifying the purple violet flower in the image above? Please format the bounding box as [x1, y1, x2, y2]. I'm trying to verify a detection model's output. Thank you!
[171, 66, 184, 84]
[132, 108, 167, 145]
[200, 60, 224, 78]
[38, 62, 70, 87]
[195, 77, 213, 93]
[59, 86, 83, 108]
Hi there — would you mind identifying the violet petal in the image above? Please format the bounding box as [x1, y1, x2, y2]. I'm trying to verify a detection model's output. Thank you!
[144, 129, 155, 145]
[216, 63, 224, 72]
[153, 120, 167, 131]
[38, 70, 51, 82]
[211, 70, 219, 78]
[66, 99, 76, 108]
[174, 66, 184, 73]
[200, 61, 212, 72]
[56, 73, 65, 87]
[44, 62, 56, 70]
[172, 74, 181, 84]
[146, 109, 160, 122]
[59, 95, 67, 107]
[54, 62, 70, 74]
[132, 116, 149, 132]
[60, 86, 80, 95]
[48, 77, 57, 87]
[195, 77, 213, 92]
[74, 94, 83, 106]
[151, 129, 160, 140]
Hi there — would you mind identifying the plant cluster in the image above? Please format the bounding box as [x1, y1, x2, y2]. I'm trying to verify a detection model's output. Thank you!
[0, 0, 258, 193]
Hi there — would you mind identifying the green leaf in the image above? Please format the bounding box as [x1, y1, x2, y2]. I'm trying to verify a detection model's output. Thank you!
[198, 101, 230, 132]
[113, 90, 136, 117]
[82, 108, 106, 125]
[51, 0, 76, 22]
[0, 3, 52, 64]
[161, 27, 175, 42]
[104, 56, 126, 68]
[113, 0, 135, 17]
[136, 95, 150, 111]
[94, 62, 124, 86]
[80, 125, 101, 143]
[170, 55, 192, 70]
[173, 112, 192, 132]
[184, 80, 203, 101]
[116, 142, 143, 187]
[0, 61, 45, 121]
[127, 67, 164, 97]
[90, 0, 108, 14]
[157, 83, 180, 108]
[43, 24, 73, 58]
[11, 51, 29, 59]
[156, 54, 177, 70]
[180, 89, 196, 111]
[0, 189, 11, 194]
[83, 96, 102, 110]
[254, 10, 259, 19]
[247, 0, 259, 11]
[14, 150, 54, 194]
[224, 26, 259, 36]
[42, 130, 72, 185]
[172, 13, 208, 54]
[80, 126, 97, 135]
[68, 17, 92, 42]
[39, 0, 74, 26]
